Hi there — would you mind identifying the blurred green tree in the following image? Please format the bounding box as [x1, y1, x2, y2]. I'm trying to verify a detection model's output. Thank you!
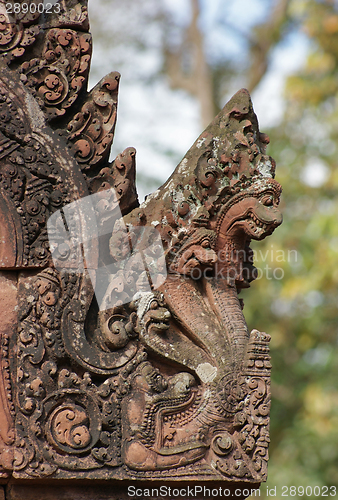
[251, 0, 338, 494]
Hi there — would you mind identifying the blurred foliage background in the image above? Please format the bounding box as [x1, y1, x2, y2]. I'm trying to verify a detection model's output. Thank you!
[88, 0, 338, 496]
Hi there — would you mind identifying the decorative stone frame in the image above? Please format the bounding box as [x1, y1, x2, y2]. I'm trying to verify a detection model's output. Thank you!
[0, 1, 282, 498]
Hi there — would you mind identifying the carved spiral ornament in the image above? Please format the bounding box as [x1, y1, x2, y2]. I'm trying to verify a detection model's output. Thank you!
[0, 15, 22, 52]
[212, 432, 233, 456]
[44, 391, 101, 456]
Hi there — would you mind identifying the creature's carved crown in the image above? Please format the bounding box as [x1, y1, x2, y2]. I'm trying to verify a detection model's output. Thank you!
[126, 88, 280, 242]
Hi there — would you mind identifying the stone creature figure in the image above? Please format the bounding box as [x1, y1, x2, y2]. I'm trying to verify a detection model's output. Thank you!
[105, 89, 282, 478]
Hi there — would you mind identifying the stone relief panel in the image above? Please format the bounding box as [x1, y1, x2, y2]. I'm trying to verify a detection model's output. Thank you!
[0, 0, 282, 486]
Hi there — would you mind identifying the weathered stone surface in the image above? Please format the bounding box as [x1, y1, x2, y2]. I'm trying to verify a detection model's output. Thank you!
[0, 272, 16, 479]
[0, 0, 282, 495]
[10, 90, 280, 482]
[0, 69, 90, 269]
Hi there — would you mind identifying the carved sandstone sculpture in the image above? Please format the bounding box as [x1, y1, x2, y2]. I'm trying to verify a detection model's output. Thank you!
[0, 0, 282, 492]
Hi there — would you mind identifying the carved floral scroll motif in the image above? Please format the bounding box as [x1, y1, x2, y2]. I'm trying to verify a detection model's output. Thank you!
[0, 0, 282, 488]
[0, 0, 118, 174]
[20, 27, 91, 120]
[0, 70, 89, 268]
[1, 0, 90, 118]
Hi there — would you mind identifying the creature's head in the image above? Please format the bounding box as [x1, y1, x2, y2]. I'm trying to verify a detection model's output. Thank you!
[213, 178, 282, 288]
[117, 89, 282, 287]
[134, 292, 171, 334]
[216, 180, 282, 243]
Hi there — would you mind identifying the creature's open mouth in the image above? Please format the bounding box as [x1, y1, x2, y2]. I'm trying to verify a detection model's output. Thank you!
[145, 310, 171, 331]
[246, 211, 270, 237]
[228, 211, 276, 240]
[152, 321, 170, 331]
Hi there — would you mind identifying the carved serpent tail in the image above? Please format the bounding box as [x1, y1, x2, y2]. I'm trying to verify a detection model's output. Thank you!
[161, 275, 249, 383]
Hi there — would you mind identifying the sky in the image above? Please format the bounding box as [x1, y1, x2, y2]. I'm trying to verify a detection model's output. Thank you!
[88, 0, 310, 201]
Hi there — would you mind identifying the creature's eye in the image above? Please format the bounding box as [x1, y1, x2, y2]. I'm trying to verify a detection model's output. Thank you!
[201, 239, 210, 248]
[260, 194, 274, 206]
[150, 301, 158, 310]
[178, 201, 190, 217]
